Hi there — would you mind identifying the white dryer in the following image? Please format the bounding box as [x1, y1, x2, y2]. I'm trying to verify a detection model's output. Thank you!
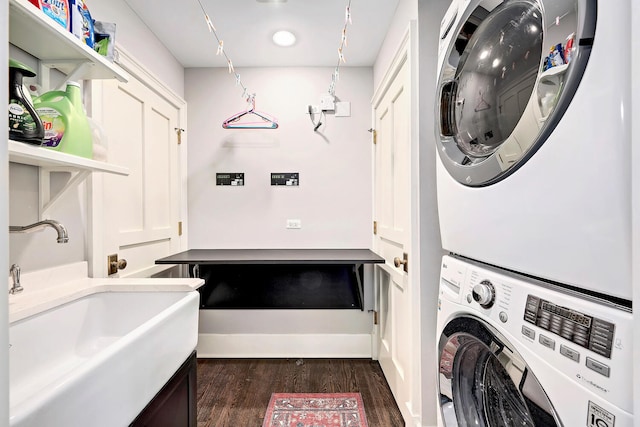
[434, 0, 631, 300]
[436, 255, 632, 426]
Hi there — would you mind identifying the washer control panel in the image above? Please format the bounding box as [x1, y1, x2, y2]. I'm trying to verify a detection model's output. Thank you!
[523, 295, 615, 359]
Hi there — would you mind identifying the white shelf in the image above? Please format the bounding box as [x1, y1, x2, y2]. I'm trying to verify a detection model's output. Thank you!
[8, 0, 129, 82]
[9, 140, 129, 176]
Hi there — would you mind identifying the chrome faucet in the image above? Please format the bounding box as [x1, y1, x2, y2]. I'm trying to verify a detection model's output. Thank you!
[9, 219, 69, 243]
[9, 264, 23, 294]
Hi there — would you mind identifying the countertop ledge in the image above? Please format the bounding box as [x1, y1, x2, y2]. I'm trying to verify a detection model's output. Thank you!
[9, 275, 204, 323]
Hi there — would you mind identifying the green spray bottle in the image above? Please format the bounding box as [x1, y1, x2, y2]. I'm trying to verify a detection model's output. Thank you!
[34, 81, 93, 159]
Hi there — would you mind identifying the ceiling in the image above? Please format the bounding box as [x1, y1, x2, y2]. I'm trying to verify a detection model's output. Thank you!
[123, 0, 400, 68]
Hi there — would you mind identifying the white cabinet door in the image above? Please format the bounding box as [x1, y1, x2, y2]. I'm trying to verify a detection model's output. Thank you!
[373, 54, 413, 423]
[89, 59, 185, 278]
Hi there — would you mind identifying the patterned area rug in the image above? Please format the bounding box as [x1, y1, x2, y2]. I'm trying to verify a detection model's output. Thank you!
[262, 393, 369, 427]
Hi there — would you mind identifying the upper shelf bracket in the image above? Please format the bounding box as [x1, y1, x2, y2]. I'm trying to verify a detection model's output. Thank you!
[38, 168, 90, 219]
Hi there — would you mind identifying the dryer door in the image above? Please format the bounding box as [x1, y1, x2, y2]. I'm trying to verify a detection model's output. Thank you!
[438, 316, 562, 426]
[435, 0, 596, 186]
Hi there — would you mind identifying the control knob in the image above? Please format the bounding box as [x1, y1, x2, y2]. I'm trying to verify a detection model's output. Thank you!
[472, 280, 495, 308]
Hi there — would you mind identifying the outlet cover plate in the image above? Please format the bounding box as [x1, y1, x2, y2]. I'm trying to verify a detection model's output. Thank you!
[335, 101, 351, 117]
[286, 219, 302, 229]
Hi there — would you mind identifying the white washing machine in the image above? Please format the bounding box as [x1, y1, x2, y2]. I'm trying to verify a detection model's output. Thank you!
[434, 0, 631, 301]
[436, 255, 632, 426]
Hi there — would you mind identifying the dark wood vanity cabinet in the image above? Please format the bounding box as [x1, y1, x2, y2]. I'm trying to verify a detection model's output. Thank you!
[130, 351, 197, 427]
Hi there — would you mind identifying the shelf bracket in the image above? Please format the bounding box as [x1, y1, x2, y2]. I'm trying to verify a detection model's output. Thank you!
[39, 168, 90, 219]
[40, 60, 93, 91]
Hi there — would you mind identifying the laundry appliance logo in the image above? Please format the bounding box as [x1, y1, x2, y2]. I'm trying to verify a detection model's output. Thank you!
[576, 373, 609, 394]
[587, 401, 616, 427]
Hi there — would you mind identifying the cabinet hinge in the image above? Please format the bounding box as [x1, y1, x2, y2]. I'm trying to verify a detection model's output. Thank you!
[178, 221, 183, 236]
[175, 128, 185, 145]
[368, 128, 377, 144]
[368, 310, 379, 325]
[373, 221, 377, 235]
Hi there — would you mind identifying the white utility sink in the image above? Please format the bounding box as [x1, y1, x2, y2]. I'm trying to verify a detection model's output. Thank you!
[9, 290, 200, 427]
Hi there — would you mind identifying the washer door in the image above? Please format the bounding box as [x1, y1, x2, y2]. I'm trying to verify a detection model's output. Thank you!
[435, 0, 596, 186]
[438, 316, 562, 426]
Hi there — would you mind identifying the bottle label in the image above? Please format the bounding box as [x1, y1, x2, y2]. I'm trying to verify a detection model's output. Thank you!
[8, 100, 39, 135]
[36, 107, 65, 147]
[41, 0, 69, 30]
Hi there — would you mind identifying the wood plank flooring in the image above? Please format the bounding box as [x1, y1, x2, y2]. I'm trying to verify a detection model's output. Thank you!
[196, 358, 405, 427]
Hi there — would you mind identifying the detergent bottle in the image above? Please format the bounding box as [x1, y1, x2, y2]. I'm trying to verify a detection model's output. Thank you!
[70, 0, 95, 48]
[9, 59, 44, 145]
[40, 0, 71, 31]
[34, 81, 93, 159]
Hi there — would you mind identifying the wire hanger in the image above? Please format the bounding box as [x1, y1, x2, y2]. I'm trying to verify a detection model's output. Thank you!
[474, 89, 491, 112]
[222, 94, 279, 129]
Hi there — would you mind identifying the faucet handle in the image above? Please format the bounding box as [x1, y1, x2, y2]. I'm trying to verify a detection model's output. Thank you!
[9, 264, 23, 294]
[10, 264, 20, 281]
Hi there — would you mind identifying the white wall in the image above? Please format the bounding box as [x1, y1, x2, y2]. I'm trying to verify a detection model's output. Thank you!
[8, 166, 87, 271]
[185, 67, 373, 249]
[184, 66, 374, 355]
[418, 0, 451, 425]
[1, 0, 10, 422]
[631, 0, 640, 424]
[373, 0, 418, 90]
[89, 0, 184, 97]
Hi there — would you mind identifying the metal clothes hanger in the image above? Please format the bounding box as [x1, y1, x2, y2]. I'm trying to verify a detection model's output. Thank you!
[222, 95, 279, 129]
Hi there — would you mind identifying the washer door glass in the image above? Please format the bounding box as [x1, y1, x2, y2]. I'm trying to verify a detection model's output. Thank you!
[435, 0, 596, 186]
[438, 316, 562, 426]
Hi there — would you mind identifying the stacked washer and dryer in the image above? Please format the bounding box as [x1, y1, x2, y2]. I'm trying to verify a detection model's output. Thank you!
[433, 0, 633, 426]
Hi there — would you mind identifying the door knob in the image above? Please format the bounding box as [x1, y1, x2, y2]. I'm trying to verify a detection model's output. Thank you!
[393, 253, 409, 273]
[108, 254, 128, 275]
[112, 259, 127, 270]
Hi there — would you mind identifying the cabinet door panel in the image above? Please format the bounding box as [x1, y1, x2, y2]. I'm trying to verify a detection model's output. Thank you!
[94, 73, 182, 276]
[373, 56, 412, 423]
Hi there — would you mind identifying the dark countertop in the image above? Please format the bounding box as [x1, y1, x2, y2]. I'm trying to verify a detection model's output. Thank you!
[155, 249, 385, 265]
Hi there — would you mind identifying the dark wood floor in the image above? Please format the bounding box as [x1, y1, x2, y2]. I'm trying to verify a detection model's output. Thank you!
[196, 358, 405, 427]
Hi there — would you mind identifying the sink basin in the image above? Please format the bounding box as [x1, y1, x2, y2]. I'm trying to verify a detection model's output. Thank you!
[9, 290, 200, 427]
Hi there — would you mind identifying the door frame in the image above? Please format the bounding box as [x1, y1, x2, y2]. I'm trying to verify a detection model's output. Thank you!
[371, 21, 422, 425]
[87, 45, 188, 278]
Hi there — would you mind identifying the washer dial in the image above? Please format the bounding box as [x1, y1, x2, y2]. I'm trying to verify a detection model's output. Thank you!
[472, 280, 496, 308]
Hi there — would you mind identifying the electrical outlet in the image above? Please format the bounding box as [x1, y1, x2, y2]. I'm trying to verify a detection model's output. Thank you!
[286, 219, 302, 229]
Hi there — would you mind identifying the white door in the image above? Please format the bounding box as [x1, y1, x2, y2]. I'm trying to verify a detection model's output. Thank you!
[373, 54, 413, 422]
[89, 58, 185, 278]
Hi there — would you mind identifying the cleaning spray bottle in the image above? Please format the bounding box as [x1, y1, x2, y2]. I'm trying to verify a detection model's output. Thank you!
[9, 59, 44, 145]
[33, 81, 93, 158]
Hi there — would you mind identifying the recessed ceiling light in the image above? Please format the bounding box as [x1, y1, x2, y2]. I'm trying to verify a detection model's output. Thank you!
[272, 30, 296, 47]
[256, 0, 287, 3]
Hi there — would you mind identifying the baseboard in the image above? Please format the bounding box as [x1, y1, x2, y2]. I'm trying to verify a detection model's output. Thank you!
[196, 333, 372, 358]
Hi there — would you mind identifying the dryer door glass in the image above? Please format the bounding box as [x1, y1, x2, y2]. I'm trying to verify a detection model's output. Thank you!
[435, 0, 596, 186]
[437, 316, 561, 426]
